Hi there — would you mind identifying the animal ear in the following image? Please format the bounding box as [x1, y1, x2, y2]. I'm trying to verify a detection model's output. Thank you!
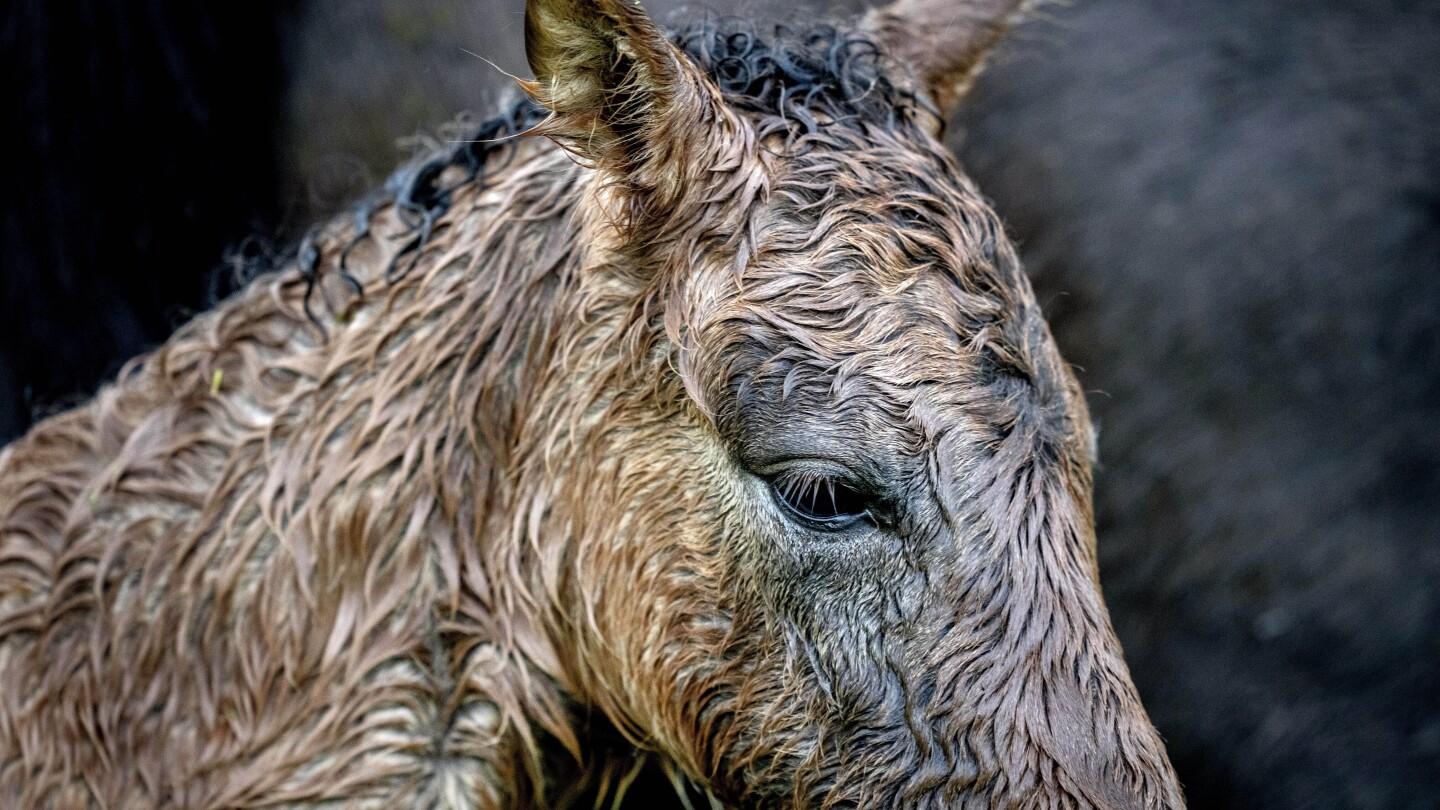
[522, 0, 721, 208]
[861, 0, 1027, 127]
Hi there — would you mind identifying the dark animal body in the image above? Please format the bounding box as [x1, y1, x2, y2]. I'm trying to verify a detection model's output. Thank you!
[0, 1, 1184, 807]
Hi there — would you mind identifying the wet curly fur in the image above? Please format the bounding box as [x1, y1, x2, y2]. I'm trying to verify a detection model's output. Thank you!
[0, 2, 1182, 807]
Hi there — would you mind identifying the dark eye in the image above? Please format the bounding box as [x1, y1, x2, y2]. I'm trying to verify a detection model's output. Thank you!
[770, 470, 872, 530]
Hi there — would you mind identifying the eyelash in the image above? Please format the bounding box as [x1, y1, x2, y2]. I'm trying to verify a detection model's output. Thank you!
[768, 469, 873, 530]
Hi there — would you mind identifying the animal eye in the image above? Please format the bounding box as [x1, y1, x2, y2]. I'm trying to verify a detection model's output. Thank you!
[769, 470, 871, 529]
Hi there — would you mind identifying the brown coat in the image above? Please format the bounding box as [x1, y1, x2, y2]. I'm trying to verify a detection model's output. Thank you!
[0, 1, 1184, 806]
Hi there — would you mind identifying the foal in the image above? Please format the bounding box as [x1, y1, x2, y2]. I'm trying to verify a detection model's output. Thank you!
[0, 0, 1184, 806]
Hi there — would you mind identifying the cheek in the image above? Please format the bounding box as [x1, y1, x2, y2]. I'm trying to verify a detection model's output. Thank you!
[560, 435, 739, 732]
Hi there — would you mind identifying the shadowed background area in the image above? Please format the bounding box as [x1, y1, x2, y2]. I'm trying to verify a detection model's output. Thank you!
[2, 0, 1437, 807]
[0, 0, 292, 440]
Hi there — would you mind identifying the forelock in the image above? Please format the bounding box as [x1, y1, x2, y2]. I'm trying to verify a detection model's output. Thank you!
[671, 17, 933, 141]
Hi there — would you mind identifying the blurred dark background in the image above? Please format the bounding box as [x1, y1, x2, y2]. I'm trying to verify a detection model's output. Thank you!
[3, 0, 1437, 807]
[0, 1, 291, 438]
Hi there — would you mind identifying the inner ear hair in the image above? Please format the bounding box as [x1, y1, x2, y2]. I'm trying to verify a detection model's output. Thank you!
[522, 0, 686, 165]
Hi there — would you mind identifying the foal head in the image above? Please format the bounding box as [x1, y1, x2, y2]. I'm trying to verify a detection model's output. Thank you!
[518, 0, 1184, 806]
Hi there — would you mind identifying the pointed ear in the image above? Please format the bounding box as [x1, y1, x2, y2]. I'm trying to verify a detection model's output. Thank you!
[861, 0, 1028, 127]
[522, 0, 724, 212]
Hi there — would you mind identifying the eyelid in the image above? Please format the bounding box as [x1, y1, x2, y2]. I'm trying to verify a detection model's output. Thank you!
[747, 456, 858, 479]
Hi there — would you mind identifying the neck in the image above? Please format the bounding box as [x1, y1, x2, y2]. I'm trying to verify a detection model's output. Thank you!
[290, 143, 608, 788]
[0, 137, 622, 807]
